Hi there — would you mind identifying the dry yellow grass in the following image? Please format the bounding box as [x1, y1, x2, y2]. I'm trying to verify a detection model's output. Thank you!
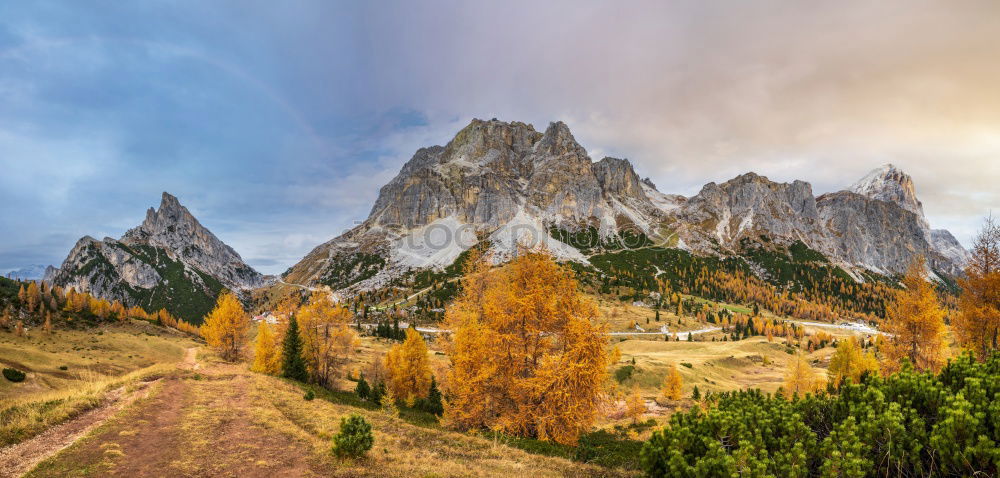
[27, 355, 637, 477]
[0, 321, 196, 447]
[0, 362, 176, 447]
[0, 321, 196, 401]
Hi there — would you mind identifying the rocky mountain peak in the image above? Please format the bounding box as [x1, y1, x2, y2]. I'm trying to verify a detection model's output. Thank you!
[441, 118, 541, 164]
[534, 121, 587, 158]
[136, 192, 196, 237]
[46, 192, 270, 321]
[849, 163, 925, 219]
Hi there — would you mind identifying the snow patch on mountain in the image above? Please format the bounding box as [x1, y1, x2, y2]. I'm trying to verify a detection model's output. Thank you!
[391, 216, 478, 269]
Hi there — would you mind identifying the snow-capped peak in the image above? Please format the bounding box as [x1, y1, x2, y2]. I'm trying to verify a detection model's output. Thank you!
[848, 163, 925, 219]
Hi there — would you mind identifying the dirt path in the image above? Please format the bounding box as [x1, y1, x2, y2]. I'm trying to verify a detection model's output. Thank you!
[0, 380, 159, 478]
[23, 358, 334, 478]
[181, 346, 200, 371]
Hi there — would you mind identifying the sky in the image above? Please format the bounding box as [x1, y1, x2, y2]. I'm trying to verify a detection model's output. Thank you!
[1, 1, 998, 275]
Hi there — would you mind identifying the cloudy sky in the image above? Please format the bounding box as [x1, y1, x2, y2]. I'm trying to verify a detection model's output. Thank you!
[1, 1, 998, 275]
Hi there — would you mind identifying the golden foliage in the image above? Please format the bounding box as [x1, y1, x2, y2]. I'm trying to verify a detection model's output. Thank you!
[297, 291, 357, 386]
[661, 363, 683, 401]
[783, 353, 821, 396]
[953, 216, 1000, 361]
[200, 292, 250, 362]
[442, 251, 617, 445]
[880, 257, 948, 373]
[625, 385, 645, 423]
[251, 321, 282, 375]
[827, 337, 879, 386]
[25, 281, 40, 313]
[386, 327, 432, 406]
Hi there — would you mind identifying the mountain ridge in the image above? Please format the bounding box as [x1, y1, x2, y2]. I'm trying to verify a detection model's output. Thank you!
[284, 118, 968, 296]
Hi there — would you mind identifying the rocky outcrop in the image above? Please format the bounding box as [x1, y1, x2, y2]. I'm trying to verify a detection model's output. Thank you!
[930, 229, 971, 267]
[816, 191, 935, 274]
[668, 173, 823, 252]
[45, 193, 267, 321]
[849, 164, 926, 222]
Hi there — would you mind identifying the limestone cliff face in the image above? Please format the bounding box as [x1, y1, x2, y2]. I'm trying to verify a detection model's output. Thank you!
[665, 168, 967, 276]
[366, 120, 656, 232]
[45, 193, 267, 321]
[849, 164, 926, 222]
[668, 173, 823, 252]
[815, 191, 952, 275]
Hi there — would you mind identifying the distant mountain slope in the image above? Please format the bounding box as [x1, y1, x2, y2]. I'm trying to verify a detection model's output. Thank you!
[4, 264, 48, 281]
[285, 119, 968, 296]
[45, 193, 268, 322]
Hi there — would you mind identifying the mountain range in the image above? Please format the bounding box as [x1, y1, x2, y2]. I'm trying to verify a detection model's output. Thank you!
[43, 119, 968, 321]
[285, 118, 967, 294]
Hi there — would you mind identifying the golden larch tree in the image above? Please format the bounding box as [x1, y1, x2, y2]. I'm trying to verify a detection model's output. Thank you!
[1, 305, 11, 328]
[25, 281, 40, 313]
[385, 327, 433, 406]
[625, 385, 645, 423]
[442, 251, 618, 445]
[784, 353, 821, 396]
[827, 337, 879, 386]
[953, 217, 1000, 361]
[298, 291, 357, 386]
[880, 257, 948, 373]
[661, 363, 684, 400]
[250, 321, 282, 375]
[200, 292, 250, 362]
[15, 320, 24, 337]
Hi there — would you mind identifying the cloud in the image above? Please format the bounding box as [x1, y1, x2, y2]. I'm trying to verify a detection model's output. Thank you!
[355, 0, 1000, 245]
[1, 0, 997, 274]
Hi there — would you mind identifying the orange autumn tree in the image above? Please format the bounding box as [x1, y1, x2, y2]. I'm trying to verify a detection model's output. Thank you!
[200, 292, 250, 362]
[827, 336, 879, 387]
[25, 281, 41, 313]
[625, 385, 645, 423]
[251, 321, 282, 375]
[298, 291, 357, 386]
[953, 216, 1000, 361]
[661, 363, 683, 401]
[385, 327, 432, 406]
[442, 250, 617, 445]
[784, 353, 821, 396]
[880, 256, 948, 373]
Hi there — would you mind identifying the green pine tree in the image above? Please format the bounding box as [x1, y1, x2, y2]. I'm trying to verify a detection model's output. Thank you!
[281, 314, 308, 382]
[355, 374, 371, 400]
[370, 381, 386, 405]
[421, 375, 444, 416]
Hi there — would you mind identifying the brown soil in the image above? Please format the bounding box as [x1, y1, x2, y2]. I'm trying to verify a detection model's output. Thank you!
[21, 349, 334, 478]
[0, 380, 158, 478]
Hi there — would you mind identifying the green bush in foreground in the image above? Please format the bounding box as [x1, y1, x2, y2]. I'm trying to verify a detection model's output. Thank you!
[332, 414, 374, 458]
[641, 352, 1000, 477]
[3, 368, 25, 382]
